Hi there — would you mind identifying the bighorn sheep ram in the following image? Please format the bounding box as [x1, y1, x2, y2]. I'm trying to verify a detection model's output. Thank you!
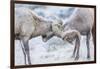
[15, 8, 62, 64]
[63, 8, 94, 60]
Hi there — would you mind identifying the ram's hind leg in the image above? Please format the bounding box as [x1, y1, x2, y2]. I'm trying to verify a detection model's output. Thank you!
[86, 31, 91, 59]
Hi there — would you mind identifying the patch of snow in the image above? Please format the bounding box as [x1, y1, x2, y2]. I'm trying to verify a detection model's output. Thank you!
[15, 35, 94, 65]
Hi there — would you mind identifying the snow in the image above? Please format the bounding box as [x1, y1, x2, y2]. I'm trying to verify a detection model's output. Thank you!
[15, 36, 94, 65]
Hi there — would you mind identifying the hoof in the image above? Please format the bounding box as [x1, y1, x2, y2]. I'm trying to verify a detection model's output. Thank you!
[28, 60, 31, 65]
[87, 56, 90, 59]
[28, 62, 31, 65]
[75, 56, 79, 60]
[71, 55, 75, 58]
[24, 61, 27, 65]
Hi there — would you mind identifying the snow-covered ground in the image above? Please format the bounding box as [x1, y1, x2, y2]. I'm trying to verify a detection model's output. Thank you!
[15, 35, 94, 65]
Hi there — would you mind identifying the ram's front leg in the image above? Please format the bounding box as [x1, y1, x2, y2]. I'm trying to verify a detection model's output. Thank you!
[74, 35, 80, 60]
[22, 36, 31, 65]
[71, 31, 80, 60]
